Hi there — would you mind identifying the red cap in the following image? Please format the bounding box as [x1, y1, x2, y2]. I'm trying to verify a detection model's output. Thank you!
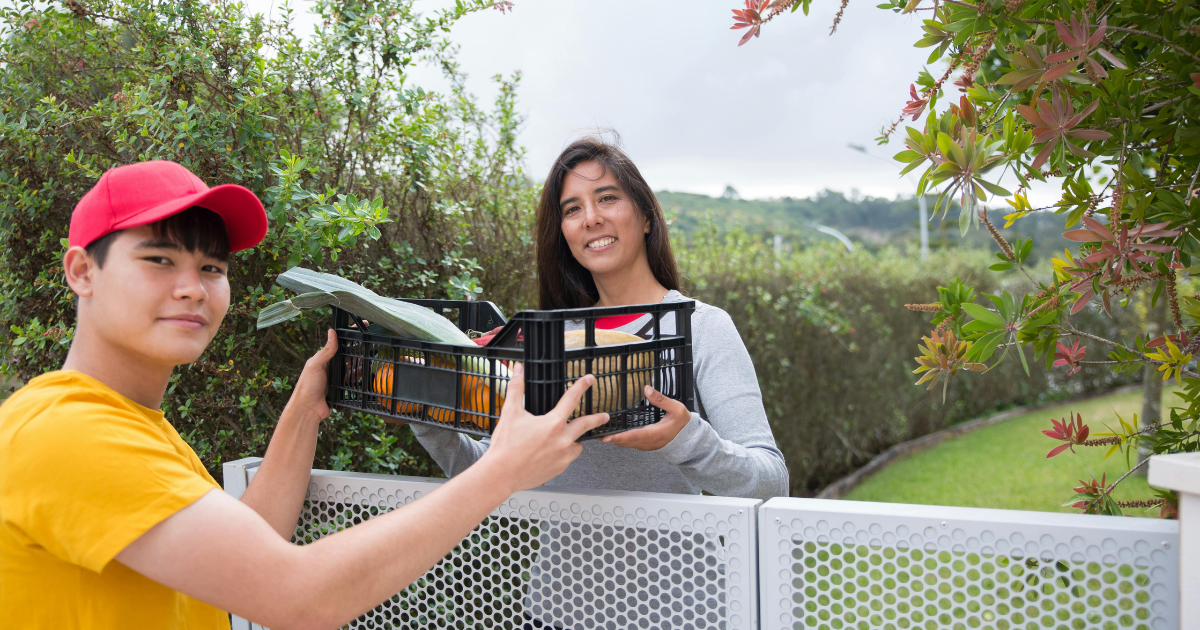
[69, 161, 268, 252]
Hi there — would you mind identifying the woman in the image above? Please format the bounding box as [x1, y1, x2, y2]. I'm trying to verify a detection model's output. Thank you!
[411, 136, 788, 501]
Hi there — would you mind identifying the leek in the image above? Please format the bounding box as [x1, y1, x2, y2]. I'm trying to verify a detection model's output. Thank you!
[257, 267, 474, 345]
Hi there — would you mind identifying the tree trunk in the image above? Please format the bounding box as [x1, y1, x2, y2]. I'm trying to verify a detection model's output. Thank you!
[1139, 294, 1168, 468]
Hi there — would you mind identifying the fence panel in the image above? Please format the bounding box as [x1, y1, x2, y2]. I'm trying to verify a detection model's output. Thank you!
[222, 458, 760, 630]
[758, 498, 1180, 630]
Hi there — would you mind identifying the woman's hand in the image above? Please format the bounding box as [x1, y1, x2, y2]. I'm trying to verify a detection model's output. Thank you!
[599, 385, 691, 451]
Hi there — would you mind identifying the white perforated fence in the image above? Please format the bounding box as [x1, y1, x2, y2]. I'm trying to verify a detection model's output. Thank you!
[223, 460, 1182, 630]
[223, 459, 760, 630]
[758, 498, 1180, 630]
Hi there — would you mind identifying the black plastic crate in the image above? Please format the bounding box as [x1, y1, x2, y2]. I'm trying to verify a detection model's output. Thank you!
[327, 299, 695, 440]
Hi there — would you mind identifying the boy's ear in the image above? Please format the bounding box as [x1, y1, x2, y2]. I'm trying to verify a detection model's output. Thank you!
[63, 246, 97, 299]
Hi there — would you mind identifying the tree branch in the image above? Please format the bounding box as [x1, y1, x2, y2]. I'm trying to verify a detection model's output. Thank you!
[1187, 161, 1200, 201]
[943, 0, 982, 10]
[1131, 80, 1190, 100]
[1142, 93, 1188, 115]
[1106, 456, 1149, 494]
[1059, 321, 1138, 355]
[266, 330, 306, 363]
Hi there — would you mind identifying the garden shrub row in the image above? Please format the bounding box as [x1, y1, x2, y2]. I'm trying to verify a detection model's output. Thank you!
[676, 230, 1140, 496]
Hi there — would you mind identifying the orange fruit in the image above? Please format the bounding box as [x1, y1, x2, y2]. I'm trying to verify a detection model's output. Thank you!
[372, 357, 499, 430]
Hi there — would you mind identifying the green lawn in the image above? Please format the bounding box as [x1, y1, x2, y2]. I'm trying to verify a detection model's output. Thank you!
[843, 387, 1177, 516]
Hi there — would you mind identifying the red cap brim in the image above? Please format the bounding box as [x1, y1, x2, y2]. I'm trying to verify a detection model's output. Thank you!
[110, 184, 268, 252]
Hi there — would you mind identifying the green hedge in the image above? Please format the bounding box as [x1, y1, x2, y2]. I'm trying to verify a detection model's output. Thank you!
[676, 230, 1140, 496]
[0, 0, 534, 482]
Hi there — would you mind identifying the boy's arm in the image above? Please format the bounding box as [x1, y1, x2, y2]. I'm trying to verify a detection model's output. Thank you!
[116, 366, 608, 630]
[238, 330, 337, 538]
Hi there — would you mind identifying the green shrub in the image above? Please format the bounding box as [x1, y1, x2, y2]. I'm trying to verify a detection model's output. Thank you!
[0, 0, 534, 482]
[677, 228, 1140, 496]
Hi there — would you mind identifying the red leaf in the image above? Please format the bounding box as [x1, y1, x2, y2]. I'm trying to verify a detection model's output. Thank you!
[1082, 216, 1117, 242]
[1063, 228, 1103, 242]
[1094, 47, 1126, 70]
[1071, 288, 1093, 314]
[1032, 137, 1057, 169]
[738, 25, 760, 45]
[1077, 98, 1100, 120]
[1088, 17, 1107, 47]
[1132, 243, 1176, 253]
[1053, 20, 1079, 48]
[1042, 61, 1079, 82]
[1043, 51, 1077, 63]
[1016, 103, 1045, 127]
[1047, 444, 1072, 458]
[1043, 91, 1065, 127]
[1067, 129, 1112, 141]
[1138, 222, 1181, 237]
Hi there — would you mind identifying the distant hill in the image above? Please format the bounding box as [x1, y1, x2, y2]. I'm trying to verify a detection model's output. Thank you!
[656, 189, 1072, 264]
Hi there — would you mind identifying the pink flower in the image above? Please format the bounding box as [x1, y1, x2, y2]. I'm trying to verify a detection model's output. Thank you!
[492, 1, 514, 14]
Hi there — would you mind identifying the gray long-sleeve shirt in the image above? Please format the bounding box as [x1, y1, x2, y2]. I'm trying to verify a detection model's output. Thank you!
[410, 290, 789, 500]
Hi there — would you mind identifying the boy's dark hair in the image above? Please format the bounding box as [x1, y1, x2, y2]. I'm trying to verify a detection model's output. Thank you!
[84, 206, 232, 267]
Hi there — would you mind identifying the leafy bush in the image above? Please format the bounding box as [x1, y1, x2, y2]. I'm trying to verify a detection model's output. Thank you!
[677, 229, 1139, 496]
[1, 1, 1146, 499]
[728, 0, 1200, 513]
[0, 0, 534, 482]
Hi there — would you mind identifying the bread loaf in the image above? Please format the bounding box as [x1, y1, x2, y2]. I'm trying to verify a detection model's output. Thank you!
[564, 329, 653, 416]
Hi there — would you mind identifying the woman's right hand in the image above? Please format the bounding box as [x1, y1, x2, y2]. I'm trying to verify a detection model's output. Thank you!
[483, 363, 609, 493]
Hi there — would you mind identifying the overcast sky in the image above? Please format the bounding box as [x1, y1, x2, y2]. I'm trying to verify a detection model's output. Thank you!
[249, 0, 938, 200]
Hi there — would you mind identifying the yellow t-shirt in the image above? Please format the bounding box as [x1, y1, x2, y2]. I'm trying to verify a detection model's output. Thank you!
[0, 370, 229, 630]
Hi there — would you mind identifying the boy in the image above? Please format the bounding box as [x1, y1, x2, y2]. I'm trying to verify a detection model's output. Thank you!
[0, 160, 607, 629]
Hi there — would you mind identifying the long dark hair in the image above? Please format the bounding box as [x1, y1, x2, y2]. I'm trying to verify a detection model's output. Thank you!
[536, 136, 681, 309]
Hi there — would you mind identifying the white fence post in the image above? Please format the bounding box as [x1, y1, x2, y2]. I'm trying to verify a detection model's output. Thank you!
[221, 457, 263, 500]
[221, 457, 263, 630]
[1149, 452, 1200, 630]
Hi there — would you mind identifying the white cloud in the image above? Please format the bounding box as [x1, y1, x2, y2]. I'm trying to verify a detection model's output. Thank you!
[238, 0, 1057, 205]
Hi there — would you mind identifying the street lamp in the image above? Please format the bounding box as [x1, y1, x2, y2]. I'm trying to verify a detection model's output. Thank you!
[847, 144, 929, 259]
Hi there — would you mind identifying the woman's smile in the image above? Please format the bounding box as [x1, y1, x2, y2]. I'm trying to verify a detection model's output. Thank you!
[586, 236, 617, 251]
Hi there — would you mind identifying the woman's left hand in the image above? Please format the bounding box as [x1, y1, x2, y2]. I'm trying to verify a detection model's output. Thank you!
[599, 385, 691, 451]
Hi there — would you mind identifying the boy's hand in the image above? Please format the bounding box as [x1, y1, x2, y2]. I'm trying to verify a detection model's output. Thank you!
[283, 329, 338, 425]
[483, 364, 609, 493]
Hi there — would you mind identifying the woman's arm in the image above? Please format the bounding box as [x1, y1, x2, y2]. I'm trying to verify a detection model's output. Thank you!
[603, 307, 789, 499]
[409, 424, 491, 477]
